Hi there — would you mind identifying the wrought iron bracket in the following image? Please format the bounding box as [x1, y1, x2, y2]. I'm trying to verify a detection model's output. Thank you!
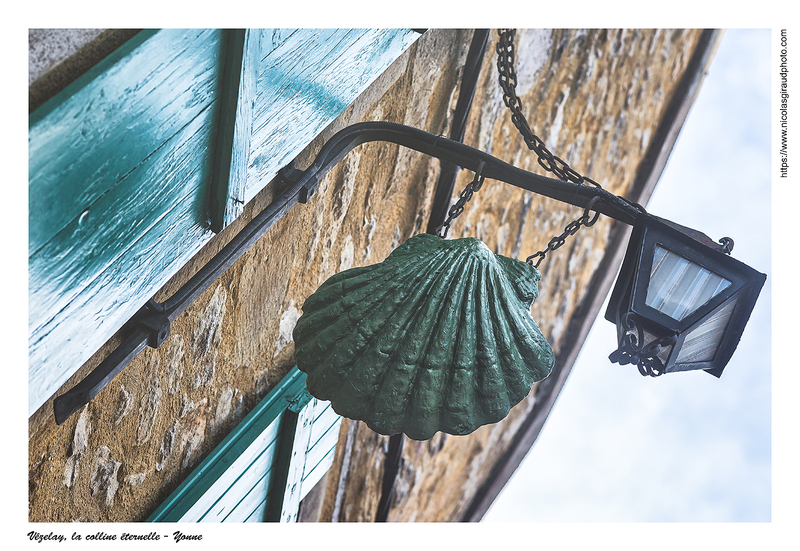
[290, 121, 644, 226]
[279, 161, 318, 204]
[609, 312, 678, 377]
[132, 299, 171, 349]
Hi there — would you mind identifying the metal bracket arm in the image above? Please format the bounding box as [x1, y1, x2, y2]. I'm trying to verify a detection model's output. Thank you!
[132, 299, 171, 349]
[291, 121, 644, 226]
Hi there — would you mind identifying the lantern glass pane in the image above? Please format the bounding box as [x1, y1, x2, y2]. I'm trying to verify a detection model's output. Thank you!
[676, 297, 738, 364]
[646, 245, 731, 321]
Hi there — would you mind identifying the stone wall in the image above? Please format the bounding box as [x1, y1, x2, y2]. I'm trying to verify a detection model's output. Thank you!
[28, 28, 709, 522]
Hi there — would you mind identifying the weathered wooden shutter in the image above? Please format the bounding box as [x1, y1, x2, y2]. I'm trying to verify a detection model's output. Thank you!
[147, 366, 342, 522]
[29, 28, 419, 415]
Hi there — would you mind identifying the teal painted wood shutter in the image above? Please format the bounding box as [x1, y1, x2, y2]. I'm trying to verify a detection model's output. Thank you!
[147, 367, 342, 522]
[28, 28, 420, 416]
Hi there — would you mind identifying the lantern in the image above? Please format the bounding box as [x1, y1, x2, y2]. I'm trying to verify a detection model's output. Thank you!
[605, 214, 766, 377]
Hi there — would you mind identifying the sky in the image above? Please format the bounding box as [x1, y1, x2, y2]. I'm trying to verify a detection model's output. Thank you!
[484, 29, 772, 523]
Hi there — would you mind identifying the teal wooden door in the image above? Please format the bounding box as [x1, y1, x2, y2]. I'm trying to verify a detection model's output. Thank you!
[147, 367, 342, 523]
[28, 29, 419, 416]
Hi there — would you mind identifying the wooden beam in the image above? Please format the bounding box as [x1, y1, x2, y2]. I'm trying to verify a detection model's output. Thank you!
[209, 29, 261, 232]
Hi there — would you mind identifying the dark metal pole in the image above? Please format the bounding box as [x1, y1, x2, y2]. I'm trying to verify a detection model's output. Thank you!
[287, 122, 643, 226]
[426, 29, 491, 234]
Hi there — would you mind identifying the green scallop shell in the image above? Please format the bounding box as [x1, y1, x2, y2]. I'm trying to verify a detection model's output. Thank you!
[293, 233, 554, 440]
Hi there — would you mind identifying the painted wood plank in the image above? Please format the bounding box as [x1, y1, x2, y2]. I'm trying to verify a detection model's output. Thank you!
[184, 417, 282, 522]
[301, 416, 342, 496]
[28, 29, 223, 257]
[308, 401, 338, 443]
[209, 29, 262, 232]
[195, 431, 280, 522]
[28, 102, 218, 415]
[245, 29, 419, 203]
[301, 442, 338, 499]
[216, 467, 275, 522]
[305, 408, 342, 471]
[29, 102, 216, 338]
[243, 497, 268, 522]
[306, 418, 340, 469]
[277, 400, 319, 522]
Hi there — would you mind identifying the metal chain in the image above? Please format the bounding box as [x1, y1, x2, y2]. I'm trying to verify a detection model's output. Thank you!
[496, 29, 602, 189]
[436, 161, 486, 238]
[526, 197, 601, 267]
[497, 28, 609, 268]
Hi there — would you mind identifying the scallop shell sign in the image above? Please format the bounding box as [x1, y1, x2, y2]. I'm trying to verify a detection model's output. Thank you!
[293, 233, 555, 440]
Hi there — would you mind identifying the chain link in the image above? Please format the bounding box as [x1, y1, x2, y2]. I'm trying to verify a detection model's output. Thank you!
[436, 161, 486, 238]
[497, 28, 608, 267]
[496, 29, 602, 189]
[436, 31, 607, 257]
[526, 197, 601, 267]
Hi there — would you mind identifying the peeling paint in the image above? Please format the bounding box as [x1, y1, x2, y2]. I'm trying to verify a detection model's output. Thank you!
[274, 300, 300, 357]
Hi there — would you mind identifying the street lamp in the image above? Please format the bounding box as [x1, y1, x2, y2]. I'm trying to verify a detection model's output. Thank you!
[606, 214, 766, 378]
